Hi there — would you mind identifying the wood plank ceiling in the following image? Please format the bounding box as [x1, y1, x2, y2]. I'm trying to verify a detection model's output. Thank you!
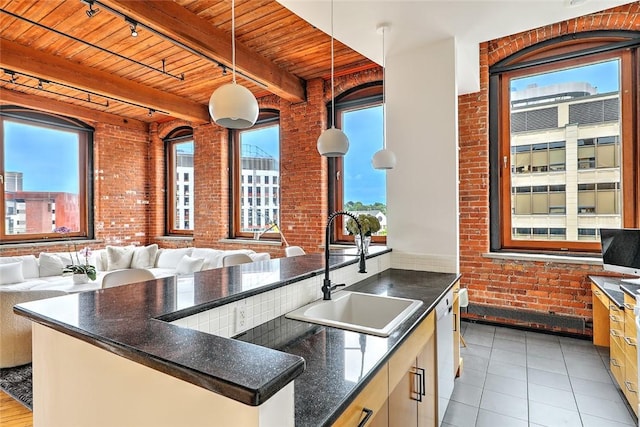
[0, 0, 375, 125]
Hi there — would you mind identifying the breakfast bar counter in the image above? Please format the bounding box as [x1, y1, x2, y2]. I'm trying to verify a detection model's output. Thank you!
[15, 248, 459, 426]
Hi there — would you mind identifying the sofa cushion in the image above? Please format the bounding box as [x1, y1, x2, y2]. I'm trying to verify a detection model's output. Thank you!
[38, 253, 66, 277]
[131, 244, 159, 269]
[191, 248, 225, 270]
[0, 255, 39, 280]
[0, 262, 25, 286]
[175, 255, 205, 275]
[155, 248, 193, 269]
[106, 246, 135, 270]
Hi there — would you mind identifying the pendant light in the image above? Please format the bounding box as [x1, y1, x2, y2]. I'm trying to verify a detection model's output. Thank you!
[317, 0, 349, 157]
[371, 24, 396, 170]
[208, 0, 259, 129]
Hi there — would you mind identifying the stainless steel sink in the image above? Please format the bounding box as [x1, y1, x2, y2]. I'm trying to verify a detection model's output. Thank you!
[285, 291, 423, 337]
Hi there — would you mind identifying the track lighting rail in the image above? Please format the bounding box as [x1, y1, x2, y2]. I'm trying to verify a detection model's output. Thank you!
[0, 8, 185, 82]
[1, 68, 169, 116]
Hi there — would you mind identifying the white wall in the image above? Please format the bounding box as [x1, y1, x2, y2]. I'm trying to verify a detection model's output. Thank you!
[386, 37, 459, 273]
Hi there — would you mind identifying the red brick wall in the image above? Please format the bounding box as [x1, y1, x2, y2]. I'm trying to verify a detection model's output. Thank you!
[458, 2, 640, 335]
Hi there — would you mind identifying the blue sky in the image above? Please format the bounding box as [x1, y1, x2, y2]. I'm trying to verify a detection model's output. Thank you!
[4, 120, 79, 193]
[511, 59, 619, 93]
[342, 106, 385, 205]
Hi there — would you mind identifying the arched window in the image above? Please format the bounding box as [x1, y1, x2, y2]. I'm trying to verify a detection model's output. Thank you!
[330, 83, 387, 244]
[231, 110, 280, 239]
[0, 106, 94, 243]
[490, 31, 640, 252]
[165, 127, 194, 235]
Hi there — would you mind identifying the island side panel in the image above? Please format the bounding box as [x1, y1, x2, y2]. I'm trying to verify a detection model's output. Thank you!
[32, 323, 294, 427]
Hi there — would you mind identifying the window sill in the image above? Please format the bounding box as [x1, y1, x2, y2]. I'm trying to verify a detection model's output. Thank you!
[483, 252, 602, 265]
[156, 236, 193, 242]
[218, 238, 282, 247]
[0, 239, 103, 250]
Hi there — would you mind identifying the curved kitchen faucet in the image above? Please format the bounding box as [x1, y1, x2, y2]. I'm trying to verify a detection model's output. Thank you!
[322, 211, 367, 300]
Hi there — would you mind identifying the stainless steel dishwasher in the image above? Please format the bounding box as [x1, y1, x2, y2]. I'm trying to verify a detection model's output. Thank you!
[436, 289, 454, 426]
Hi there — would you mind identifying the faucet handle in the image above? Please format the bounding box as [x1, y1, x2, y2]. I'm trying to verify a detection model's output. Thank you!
[331, 283, 346, 291]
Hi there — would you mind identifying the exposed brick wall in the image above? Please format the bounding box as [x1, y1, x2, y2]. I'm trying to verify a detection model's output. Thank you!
[458, 2, 640, 335]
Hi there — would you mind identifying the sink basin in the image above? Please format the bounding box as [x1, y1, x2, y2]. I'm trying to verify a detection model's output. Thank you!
[285, 291, 423, 337]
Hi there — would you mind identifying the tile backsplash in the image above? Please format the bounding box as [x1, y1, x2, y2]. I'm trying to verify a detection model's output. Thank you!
[172, 253, 391, 338]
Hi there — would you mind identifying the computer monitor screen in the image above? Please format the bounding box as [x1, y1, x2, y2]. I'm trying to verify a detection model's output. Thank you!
[600, 228, 640, 283]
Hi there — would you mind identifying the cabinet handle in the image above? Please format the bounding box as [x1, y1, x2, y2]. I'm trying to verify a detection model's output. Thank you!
[611, 358, 621, 367]
[610, 304, 621, 312]
[624, 303, 636, 311]
[453, 313, 457, 332]
[610, 314, 622, 323]
[411, 369, 423, 402]
[624, 336, 637, 347]
[610, 329, 622, 337]
[594, 290, 601, 296]
[417, 367, 426, 397]
[357, 408, 374, 427]
[625, 381, 638, 394]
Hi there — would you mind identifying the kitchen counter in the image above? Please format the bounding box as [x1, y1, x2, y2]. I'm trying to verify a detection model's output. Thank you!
[236, 269, 459, 426]
[591, 275, 640, 307]
[15, 248, 459, 425]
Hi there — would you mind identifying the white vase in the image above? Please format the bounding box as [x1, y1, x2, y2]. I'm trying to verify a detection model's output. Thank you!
[354, 235, 371, 254]
[73, 273, 89, 284]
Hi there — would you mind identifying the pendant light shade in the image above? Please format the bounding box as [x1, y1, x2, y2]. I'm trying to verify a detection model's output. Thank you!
[208, 0, 258, 130]
[317, 126, 349, 157]
[372, 24, 396, 170]
[209, 83, 259, 129]
[372, 148, 396, 169]
[317, 0, 349, 157]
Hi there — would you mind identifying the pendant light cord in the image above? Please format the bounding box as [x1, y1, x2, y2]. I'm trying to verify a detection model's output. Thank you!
[330, 0, 335, 128]
[232, 0, 237, 84]
[382, 26, 386, 149]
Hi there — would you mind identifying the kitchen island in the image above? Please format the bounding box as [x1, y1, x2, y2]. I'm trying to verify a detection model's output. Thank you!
[15, 248, 459, 426]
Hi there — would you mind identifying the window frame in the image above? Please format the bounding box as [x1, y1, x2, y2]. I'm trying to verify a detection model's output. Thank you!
[329, 83, 387, 245]
[231, 110, 280, 240]
[165, 127, 194, 236]
[0, 106, 93, 244]
[489, 31, 640, 253]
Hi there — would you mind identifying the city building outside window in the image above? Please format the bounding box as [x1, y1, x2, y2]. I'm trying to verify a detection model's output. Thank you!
[330, 84, 387, 244]
[232, 111, 280, 239]
[490, 33, 639, 252]
[165, 127, 194, 235]
[1, 106, 93, 243]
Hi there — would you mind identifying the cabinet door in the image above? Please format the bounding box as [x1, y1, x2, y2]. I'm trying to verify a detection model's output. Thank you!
[388, 363, 418, 427]
[333, 365, 389, 427]
[417, 333, 436, 427]
[591, 283, 611, 347]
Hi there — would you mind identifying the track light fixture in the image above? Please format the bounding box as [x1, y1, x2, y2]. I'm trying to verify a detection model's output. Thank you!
[85, 1, 100, 18]
[125, 18, 138, 37]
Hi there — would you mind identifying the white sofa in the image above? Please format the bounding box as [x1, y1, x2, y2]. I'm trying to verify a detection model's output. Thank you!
[0, 245, 270, 368]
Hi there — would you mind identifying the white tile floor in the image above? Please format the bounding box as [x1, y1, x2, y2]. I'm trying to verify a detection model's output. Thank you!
[443, 322, 638, 427]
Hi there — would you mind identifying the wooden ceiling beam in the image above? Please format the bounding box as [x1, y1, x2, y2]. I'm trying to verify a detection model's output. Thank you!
[0, 88, 148, 132]
[0, 39, 210, 123]
[100, 0, 306, 103]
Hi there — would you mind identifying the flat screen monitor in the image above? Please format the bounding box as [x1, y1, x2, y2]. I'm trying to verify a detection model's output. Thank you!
[600, 228, 640, 284]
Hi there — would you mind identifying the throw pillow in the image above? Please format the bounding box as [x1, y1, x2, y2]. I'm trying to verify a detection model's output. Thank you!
[0, 262, 25, 285]
[38, 253, 65, 277]
[155, 247, 193, 269]
[106, 246, 135, 271]
[131, 244, 159, 269]
[175, 255, 205, 275]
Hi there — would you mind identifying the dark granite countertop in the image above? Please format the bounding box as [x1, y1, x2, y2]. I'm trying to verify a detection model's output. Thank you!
[15, 246, 459, 425]
[235, 269, 459, 426]
[14, 247, 388, 406]
[590, 275, 640, 308]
